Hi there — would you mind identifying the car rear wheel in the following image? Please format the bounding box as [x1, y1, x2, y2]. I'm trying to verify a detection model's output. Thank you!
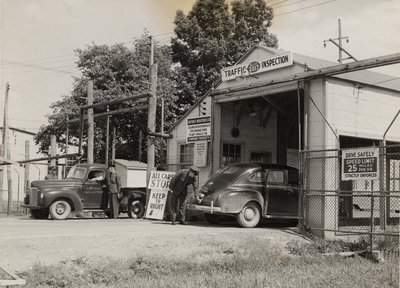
[30, 209, 49, 219]
[127, 199, 145, 219]
[236, 202, 260, 228]
[49, 200, 71, 220]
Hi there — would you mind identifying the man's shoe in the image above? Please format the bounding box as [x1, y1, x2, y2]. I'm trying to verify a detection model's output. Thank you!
[179, 220, 188, 225]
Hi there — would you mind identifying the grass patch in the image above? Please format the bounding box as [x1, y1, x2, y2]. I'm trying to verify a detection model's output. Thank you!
[18, 237, 399, 288]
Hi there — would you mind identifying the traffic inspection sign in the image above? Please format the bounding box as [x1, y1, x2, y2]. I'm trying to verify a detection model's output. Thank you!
[341, 147, 379, 180]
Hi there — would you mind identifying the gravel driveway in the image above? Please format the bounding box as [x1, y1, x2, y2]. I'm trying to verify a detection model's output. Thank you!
[0, 215, 306, 273]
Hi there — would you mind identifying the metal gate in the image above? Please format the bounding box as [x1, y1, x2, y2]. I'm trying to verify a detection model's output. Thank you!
[299, 144, 400, 246]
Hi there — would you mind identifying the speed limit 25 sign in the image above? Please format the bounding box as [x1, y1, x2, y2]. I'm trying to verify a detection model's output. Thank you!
[341, 147, 379, 181]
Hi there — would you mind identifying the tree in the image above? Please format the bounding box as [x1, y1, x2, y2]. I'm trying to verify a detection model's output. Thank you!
[35, 32, 178, 165]
[172, 0, 278, 108]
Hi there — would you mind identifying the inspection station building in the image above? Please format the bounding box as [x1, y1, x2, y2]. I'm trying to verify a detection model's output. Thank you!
[166, 45, 400, 238]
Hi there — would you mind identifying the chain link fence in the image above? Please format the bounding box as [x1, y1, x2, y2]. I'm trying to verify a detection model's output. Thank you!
[300, 144, 400, 249]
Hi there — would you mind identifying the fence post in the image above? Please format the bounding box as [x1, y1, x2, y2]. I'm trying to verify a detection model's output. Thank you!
[379, 141, 386, 231]
[370, 180, 374, 253]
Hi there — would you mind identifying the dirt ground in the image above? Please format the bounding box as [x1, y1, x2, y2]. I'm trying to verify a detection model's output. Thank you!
[0, 214, 307, 274]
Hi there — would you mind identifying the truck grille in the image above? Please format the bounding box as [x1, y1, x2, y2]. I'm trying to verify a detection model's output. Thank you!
[28, 187, 39, 206]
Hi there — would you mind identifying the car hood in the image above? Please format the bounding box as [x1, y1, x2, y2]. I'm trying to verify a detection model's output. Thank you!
[31, 179, 81, 190]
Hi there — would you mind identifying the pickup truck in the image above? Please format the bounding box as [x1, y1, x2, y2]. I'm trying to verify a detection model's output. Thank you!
[22, 163, 147, 220]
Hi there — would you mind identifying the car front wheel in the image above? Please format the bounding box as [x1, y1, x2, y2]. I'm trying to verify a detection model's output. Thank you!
[236, 202, 260, 228]
[49, 200, 71, 220]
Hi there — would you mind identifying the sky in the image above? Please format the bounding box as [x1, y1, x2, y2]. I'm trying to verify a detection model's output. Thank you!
[1, 0, 399, 133]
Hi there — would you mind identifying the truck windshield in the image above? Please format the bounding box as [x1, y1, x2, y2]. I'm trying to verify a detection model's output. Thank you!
[67, 166, 86, 179]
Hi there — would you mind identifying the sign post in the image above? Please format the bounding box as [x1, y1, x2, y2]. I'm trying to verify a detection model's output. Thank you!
[145, 170, 175, 220]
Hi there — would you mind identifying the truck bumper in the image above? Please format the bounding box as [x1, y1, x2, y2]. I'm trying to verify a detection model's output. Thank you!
[20, 204, 41, 209]
[187, 204, 222, 214]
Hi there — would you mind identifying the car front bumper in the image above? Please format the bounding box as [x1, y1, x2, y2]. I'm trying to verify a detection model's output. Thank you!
[186, 204, 222, 214]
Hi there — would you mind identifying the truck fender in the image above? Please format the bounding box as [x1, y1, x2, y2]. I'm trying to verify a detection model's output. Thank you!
[44, 190, 83, 213]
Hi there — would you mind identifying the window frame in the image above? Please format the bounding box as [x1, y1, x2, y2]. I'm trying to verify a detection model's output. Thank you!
[221, 142, 242, 166]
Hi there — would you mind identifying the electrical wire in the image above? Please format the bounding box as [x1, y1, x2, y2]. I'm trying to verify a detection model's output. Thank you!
[273, 0, 308, 9]
[274, 0, 337, 16]
[2, 60, 78, 75]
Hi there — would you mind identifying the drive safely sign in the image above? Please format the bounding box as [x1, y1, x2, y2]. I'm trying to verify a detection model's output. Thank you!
[341, 147, 379, 180]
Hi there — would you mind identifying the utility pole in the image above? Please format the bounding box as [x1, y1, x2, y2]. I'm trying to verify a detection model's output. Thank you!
[323, 19, 357, 63]
[87, 80, 94, 164]
[2, 83, 11, 213]
[65, 116, 69, 178]
[138, 130, 143, 162]
[105, 105, 110, 165]
[147, 36, 158, 183]
[50, 135, 57, 167]
[111, 126, 116, 164]
[24, 140, 30, 193]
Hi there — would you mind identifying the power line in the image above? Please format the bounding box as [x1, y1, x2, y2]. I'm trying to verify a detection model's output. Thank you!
[12, 68, 79, 87]
[2, 60, 78, 75]
[273, 0, 308, 9]
[270, 0, 297, 7]
[275, 0, 337, 17]
[2, 53, 75, 64]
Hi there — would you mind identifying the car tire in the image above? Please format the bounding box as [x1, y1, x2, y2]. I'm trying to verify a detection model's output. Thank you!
[49, 200, 71, 220]
[30, 209, 49, 219]
[236, 202, 260, 228]
[204, 213, 223, 225]
[127, 199, 145, 219]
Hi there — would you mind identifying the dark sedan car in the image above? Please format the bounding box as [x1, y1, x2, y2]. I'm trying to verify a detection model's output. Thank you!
[187, 163, 299, 228]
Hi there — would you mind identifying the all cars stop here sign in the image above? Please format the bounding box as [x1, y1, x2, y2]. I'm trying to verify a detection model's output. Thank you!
[145, 171, 176, 220]
[341, 147, 379, 181]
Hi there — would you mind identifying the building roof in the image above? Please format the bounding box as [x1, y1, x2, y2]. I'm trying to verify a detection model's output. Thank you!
[257, 46, 400, 91]
[168, 45, 400, 133]
[114, 159, 147, 170]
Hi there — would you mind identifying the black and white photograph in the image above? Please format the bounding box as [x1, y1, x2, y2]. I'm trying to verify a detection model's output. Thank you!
[0, 0, 399, 287]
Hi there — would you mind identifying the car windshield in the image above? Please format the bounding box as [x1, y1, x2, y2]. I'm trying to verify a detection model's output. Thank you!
[66, 166, 86, 179]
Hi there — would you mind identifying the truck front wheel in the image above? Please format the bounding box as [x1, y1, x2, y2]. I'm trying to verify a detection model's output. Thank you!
[127, 199, 145, 219]
[49, 200, 71, 220]
[30, 209, 49, 219]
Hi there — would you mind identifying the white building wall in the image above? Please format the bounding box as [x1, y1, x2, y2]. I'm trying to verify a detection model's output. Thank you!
[326, 79, 400, 142]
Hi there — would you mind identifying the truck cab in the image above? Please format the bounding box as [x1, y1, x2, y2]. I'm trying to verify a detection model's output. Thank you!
[22, 163, 146, 220]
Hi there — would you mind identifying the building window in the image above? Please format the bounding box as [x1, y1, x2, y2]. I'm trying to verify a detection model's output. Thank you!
[250, 152, 271, 163]
[179, 143, 194, 169]
[222, 143, 241, 166]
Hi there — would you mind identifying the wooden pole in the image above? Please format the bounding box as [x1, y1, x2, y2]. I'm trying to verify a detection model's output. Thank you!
[24, 140, 30, 191]
[87, 80, 94, 164]
[111, 126, 116, 164]
[146, 36, 157, 206]
[50, 135, 57, 167]
[105, 106, 110, 165]
[65, 116, 69, 178]
[3, 83, 12, 214]
[138, 130, 143, 162]
[146, 36, 157, 191]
